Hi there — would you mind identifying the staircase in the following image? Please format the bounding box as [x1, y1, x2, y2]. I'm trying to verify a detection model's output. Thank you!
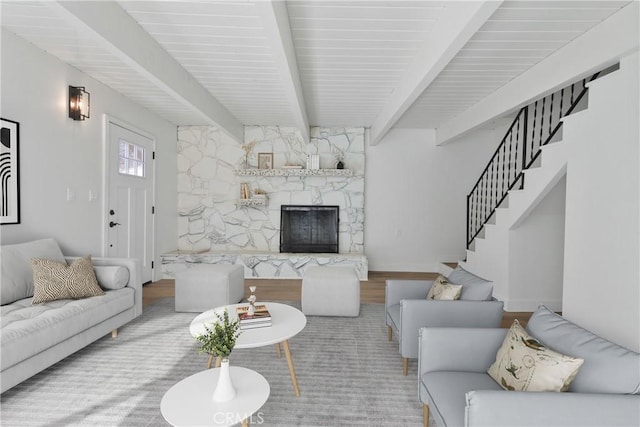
[459, 141, 569, 311]
[459, 67, 617, 311]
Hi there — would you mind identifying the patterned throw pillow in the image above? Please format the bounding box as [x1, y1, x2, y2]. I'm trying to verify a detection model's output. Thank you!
[31, 256, 105, 304]
[488, 319, 584, 392]
[426, 275, 462, 300]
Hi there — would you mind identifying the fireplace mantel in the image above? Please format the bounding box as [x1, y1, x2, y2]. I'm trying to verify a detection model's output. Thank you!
[234, 168, 353, 177]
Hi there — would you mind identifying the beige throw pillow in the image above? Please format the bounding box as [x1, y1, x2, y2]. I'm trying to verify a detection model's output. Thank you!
[426, 275, 462, 300]
[31, 256, 105, 304]
[426, 275, 446, 299]
[488, 319, 584, 392]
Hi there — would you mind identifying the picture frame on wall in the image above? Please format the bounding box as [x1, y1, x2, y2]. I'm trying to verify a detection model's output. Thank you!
[0, 118, 20, 225]
[258, 153, 273, 170]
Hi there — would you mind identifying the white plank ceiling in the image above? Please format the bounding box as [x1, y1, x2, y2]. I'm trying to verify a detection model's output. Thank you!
[395, 0, 632, 128]
[1, 0, 632, 143]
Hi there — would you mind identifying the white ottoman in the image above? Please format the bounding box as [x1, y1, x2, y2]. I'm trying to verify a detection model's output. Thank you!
[302, 265, 360, 317]
[175, 264, 245, 312]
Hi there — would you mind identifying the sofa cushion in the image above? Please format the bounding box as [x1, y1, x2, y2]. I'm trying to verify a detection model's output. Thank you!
[31, 256, 105, 304]
[94, 266, 130, 290]
[447, 266, 493, 301]
[1, 239, 66, 305]
[427, 276, 462, 301]
[526, 305, 640, 394]
[488, 319, 584, 392]
[0, 287, 134, 371]
[422, 371, 501, 427]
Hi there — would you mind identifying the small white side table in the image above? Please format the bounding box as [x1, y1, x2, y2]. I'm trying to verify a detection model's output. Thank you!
[191, 302, 307, 396]
[161, 367, 269, 427]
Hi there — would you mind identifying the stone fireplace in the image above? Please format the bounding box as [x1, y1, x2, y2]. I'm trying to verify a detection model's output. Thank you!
[162, 126, 368, 279]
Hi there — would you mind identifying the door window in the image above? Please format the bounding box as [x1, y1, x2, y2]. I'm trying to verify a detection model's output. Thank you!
[118, 139, 145, 177]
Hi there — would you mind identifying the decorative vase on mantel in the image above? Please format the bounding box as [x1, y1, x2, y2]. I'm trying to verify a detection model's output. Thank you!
[212, 358, 236, 402]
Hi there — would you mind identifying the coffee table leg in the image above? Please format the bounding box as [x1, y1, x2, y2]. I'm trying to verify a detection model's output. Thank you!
[282, 340, 300, 397]
[275, 342, 282, 358]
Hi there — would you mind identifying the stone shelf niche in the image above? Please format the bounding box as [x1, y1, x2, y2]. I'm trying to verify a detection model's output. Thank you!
[161, 251, 369, 280]
[234, 168, 353, 177]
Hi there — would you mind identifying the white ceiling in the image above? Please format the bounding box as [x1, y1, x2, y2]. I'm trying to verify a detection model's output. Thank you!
[1, 0, 632, 143]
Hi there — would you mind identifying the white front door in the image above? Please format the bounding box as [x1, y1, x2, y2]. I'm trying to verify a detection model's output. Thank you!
[106, 120, 155, 283]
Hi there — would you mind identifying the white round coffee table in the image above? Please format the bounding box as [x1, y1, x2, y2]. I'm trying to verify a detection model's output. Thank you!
[161, 367, 269, 427]
[190, 302, 307, 396]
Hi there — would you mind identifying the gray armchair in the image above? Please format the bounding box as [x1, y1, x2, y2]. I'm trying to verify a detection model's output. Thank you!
[418, 305, 640, 427]
[385, 266, 504, 375]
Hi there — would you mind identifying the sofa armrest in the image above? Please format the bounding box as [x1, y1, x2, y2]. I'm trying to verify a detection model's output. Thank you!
[385, 279, 433, 309]
[418, 327, 507, 375]
[465, 390, 640, 427]
[65, 256, 142, 317]
[398, 299, 504, 359]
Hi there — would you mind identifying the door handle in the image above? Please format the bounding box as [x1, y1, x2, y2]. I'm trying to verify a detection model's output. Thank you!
[109, 221, 121, 228]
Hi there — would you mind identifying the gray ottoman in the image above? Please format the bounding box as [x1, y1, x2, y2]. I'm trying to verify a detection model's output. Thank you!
[302, 265, 360, 316]
[175, 264, 244, 312]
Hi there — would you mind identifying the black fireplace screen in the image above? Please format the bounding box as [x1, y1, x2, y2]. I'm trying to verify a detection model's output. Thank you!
[280, 205, 339, 253]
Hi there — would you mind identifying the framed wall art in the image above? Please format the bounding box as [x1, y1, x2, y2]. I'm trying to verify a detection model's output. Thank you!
[1, 118, 20, 224]
[258, 153, 273, 170]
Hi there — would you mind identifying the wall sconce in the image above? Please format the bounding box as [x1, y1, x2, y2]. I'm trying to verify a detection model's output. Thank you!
[68, 86, 90, 121]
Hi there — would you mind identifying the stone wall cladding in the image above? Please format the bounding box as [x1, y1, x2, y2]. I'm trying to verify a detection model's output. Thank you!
[177, 125, 365, 254]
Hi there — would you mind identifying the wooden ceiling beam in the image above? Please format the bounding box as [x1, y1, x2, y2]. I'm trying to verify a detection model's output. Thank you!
[53, 0, 243, 142]
[368, 1, 502, 146]
[255, 1, 310, 143]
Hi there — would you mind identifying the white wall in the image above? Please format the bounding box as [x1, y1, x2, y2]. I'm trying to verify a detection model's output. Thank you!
[508, 176, 566, 311]
[562, 51, 639, 352]
[364, 128, 498, 271]
[0, 30, 178, 280]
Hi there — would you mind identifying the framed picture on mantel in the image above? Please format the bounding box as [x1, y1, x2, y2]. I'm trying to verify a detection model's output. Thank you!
[258, 153, 273, 170]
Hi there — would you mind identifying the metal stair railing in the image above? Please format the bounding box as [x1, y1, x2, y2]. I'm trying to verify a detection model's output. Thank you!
[466, 73, 600, 249]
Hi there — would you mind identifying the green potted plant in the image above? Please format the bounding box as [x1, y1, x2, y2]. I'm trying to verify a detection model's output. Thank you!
[195, 309, 241, 402]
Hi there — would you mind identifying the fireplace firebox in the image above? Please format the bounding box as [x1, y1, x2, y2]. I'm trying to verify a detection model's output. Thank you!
[280, 205, 339, 253]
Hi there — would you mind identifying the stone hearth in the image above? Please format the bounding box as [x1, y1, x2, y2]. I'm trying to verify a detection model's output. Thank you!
[161, 251, 368, 280]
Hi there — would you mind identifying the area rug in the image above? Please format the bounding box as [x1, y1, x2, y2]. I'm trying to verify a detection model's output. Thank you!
[1, 299, 431, 426]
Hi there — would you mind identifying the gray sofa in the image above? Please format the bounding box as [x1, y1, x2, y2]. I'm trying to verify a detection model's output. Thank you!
[1, 238, 142, 393]
[418, 305, 640, 427]
[386, 266, 504, 375]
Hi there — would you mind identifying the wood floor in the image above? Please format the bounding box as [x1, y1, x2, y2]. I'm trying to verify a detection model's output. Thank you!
[143, 271, 531, 327]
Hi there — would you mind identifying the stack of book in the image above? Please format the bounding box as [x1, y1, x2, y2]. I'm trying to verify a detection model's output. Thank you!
[236, 304, 272, 330]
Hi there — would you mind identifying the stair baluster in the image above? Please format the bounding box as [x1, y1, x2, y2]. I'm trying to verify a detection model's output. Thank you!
[466, 72, 600, 248]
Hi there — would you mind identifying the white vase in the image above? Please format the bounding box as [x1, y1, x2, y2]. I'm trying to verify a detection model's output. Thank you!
[212, 358, 236, 402]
